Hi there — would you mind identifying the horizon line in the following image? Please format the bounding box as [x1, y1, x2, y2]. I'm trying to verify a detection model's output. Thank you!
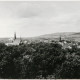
[0, 31, 79, 38]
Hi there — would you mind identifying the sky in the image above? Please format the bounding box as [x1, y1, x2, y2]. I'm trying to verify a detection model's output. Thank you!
[0, 1, 80, 37]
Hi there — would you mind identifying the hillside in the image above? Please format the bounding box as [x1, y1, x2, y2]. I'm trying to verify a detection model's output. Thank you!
[27, 32, 80, 42]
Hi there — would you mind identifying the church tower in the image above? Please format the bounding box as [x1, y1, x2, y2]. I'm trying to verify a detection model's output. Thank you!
[14, 32, 16, 40]
[59, 36, 62, 42]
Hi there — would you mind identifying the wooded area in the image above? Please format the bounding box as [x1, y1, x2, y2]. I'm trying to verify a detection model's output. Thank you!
[0, 42, 79, 79]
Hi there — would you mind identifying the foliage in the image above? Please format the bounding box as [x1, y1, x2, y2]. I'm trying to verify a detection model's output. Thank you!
[0, 42, 79, 78]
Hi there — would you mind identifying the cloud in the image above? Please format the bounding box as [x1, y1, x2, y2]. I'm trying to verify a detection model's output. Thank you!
[0, 1, 80, 37]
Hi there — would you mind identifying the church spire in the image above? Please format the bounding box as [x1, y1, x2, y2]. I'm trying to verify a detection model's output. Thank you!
[59, 35, 62, 42]
[14, 32, 16, 40]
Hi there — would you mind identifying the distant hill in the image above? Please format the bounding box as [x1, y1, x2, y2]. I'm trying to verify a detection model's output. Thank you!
[26, 32, 80, 42]
[0, 32, 80, 43]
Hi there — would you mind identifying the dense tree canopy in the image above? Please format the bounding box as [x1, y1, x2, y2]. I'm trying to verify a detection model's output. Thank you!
[0, 42, 79, 79]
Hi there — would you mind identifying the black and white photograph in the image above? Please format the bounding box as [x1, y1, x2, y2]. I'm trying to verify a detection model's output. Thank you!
[0, 1, 80, 79]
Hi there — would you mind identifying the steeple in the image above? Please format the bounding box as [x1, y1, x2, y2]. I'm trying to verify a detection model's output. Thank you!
[59, 35, 62, 42]
[14, 32, 16, 40]
[19, 36, 23, 45]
